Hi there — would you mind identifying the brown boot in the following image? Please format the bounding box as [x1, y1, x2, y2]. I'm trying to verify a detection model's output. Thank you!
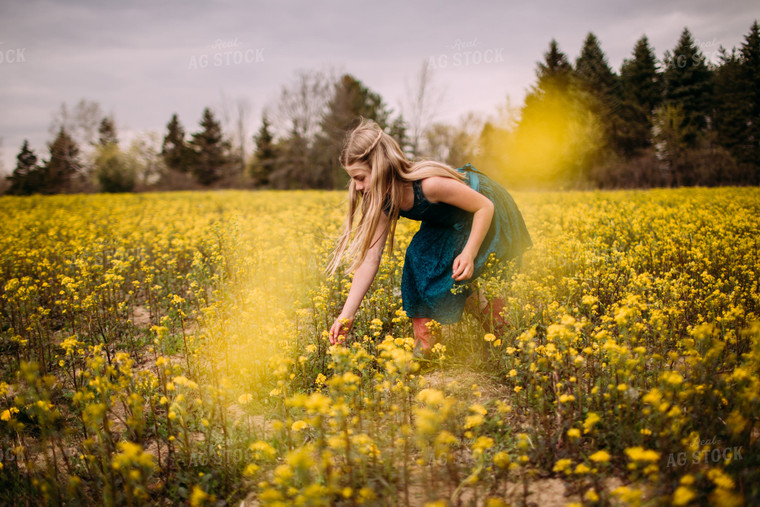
[413, 317, 435, 354]
[481, 297, 511, 336]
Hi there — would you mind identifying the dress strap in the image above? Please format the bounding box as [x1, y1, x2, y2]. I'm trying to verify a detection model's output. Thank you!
[457, 164, 480, 193]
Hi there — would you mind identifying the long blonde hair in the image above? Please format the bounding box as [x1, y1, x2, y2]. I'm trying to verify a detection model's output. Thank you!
[326, 118, 466, 275]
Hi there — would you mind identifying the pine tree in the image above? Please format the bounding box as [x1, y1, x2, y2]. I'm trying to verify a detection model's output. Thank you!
[98, 116, 118, 146]
[161, 114, 190, 172]
[619, 35, 662, 154]
[662, 28, 712, 145]
[43, 127, 81, 193]
[575, 33, 618, 95]
[740, 20, 760, 182]
[509, 39, 603, 187]
[711, 47, 750, 183]
[250, 113, 278, 186]
[532, 39, 574, 98]
[621, 36, 662, 112]
[315, 74, 405, 189]
[574, 33, 624, 155]
[188, 108, 230, 186]
[6, 140, 43, 195]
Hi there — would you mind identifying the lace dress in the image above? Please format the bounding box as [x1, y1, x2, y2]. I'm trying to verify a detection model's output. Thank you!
[398, 163, 532, 324]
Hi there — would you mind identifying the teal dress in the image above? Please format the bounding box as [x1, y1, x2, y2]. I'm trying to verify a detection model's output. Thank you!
[399, 163, 532, 324]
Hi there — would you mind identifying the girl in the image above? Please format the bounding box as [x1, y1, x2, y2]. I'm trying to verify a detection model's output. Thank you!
[327, 118, 532, 352]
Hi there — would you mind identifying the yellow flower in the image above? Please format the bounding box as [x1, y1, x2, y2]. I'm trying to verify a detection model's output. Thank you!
[661, 371, 684, 385]
[493, 451, 510, 469]
[589, 450, 611, 463]
[612, 486, 643, 504]
[707, 468, 735, 490]
[553, 458, 572, 473]
[726, 410, 748, 435]
[464, 414, 484, 429]
[583, 412, 601, 433]
[1, 408, 19, 421]
[625, 446, 659, 462]
[472, 436, 494, 454]
[567, 428, 581, 439]
[672, 486, 695, 506]
[417, 388, 445, 406]
[243, 464, 259, 476]
[249, 441, 277, 460]
[291, 420, 308, 432]
[190, 485, 210, 507]
[574, 463, 590, 474]
[584, 489, 599, 502]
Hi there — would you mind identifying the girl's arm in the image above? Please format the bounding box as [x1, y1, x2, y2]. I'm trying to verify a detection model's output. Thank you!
[421, 176, 495, 281]
[329, 212, 390, 344]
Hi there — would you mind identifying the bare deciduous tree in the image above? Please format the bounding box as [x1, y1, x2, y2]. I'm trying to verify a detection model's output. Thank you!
[50, 99, 103, 149]
[272, 68, 337, 147]
[424, 112, 484, 168]
[402, 61, 446, 157]
[125, 131, 166, 187]
[217, 91, 252, 176]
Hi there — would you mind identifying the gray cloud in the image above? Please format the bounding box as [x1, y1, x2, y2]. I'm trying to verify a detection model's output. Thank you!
[1, 0, 757, 173]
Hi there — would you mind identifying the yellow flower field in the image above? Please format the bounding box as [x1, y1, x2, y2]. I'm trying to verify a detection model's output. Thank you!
[0, 186, 758, 505]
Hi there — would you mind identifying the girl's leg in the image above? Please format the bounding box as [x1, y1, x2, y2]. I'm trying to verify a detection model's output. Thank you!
[412, 317, 435, 351]
[465, 290, 511, 335]
[481, 297, 511, 335]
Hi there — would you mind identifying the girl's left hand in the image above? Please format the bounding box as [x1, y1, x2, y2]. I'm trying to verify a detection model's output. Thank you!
[452, 252, 474, 281]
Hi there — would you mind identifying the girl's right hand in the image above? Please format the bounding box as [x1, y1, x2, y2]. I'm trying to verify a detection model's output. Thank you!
[329, 315, 354, 345]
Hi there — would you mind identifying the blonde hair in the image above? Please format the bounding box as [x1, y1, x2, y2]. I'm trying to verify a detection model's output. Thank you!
[326, 118, 465, 275]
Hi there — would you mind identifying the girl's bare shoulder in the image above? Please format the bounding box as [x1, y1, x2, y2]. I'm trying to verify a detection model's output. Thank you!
[419, 176, 468, 204]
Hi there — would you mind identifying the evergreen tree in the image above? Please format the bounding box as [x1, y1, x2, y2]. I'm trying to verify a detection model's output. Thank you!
[740, 20, 760, 182]
[662, 28, 712, 145]
[315, 73, 407, 189]
[249, 113, 278, 186]
[711, 47, 750, 183]
[575, 33, 619, 95]
[506, 39, 603, 187]
[619, 35, 662, 154]
[6, 140, 43, 195]
[161, 114, 190, 172]
[621, 36, 662, 113]
[531, 39, 574, 99]
[574, 32, 624, 154]
[188, 108, 230, 186]
[98, 116, 118, 146]
[43, 127, 81, 193]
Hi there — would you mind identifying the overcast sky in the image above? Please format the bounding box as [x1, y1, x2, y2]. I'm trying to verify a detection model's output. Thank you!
[0, 0, 757, 174]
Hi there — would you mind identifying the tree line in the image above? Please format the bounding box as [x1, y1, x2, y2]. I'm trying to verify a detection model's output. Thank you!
[4, 21, 759, 195]
[476, 22, 760, 188]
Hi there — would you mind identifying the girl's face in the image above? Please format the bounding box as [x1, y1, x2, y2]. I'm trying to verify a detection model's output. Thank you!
[346, 165, 371, 193]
